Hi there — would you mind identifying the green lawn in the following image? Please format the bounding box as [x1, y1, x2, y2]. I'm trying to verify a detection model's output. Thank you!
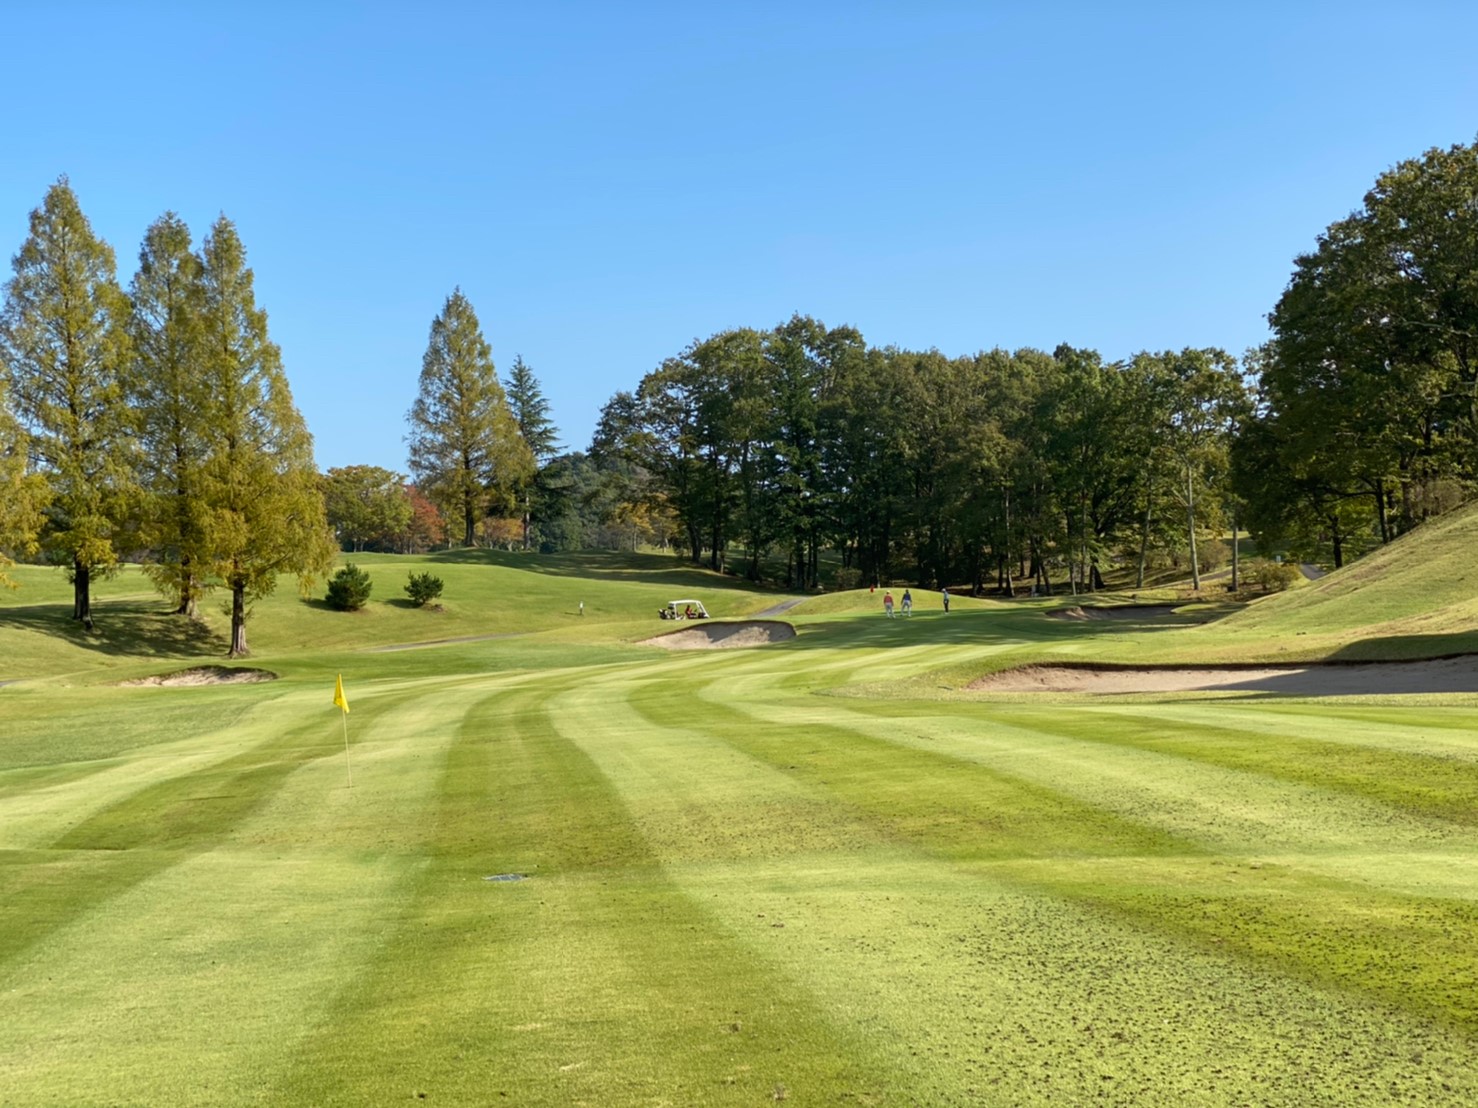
[3, 541, 1478, 1104]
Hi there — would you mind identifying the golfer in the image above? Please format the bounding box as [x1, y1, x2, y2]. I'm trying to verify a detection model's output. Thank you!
[883, 590, 895, 618]
[901, 589, 913, 617]
[941, 588, 950, 613]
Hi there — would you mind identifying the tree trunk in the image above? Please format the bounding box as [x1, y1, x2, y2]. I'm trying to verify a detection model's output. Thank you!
[73, 558, 93, 630]
[1375, 478, 1390, 543]
[463, 498, 476, 547]
[228, 579, 249, 657]
[1136, 485, 1152, 589]
[1330, 515, 1344, 569]
[1230, 504, 1240, 592]
[1186, 466, 1200, 591]
[174, 555, 197, 618]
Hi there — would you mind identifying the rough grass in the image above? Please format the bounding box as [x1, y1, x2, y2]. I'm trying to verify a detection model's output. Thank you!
[5, 520, 1478, 1104]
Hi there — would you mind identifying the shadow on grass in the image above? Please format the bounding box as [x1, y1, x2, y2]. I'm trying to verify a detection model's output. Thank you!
[0, 600, 225, 658]
[767, 606, 1217, 652]
[1329, 631, 1478, 662]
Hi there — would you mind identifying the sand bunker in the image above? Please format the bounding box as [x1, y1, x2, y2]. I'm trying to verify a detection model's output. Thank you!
[971, 656, 1478, 696]
[642, 620, 796, 650]
[122, 666, 278, 687]
[1047, 605, 1180, 621]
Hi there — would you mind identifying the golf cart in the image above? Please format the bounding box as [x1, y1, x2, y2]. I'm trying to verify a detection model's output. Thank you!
[658, 599, 710, 620]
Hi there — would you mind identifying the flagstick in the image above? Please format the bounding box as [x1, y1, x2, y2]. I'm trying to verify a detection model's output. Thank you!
[342, 710, 353, 789]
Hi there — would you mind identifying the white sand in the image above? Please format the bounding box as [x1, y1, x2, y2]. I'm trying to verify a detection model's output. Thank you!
[122, 666, 277, 687]
[970, 656, 1478, 695]
[641, 620, 796, 650]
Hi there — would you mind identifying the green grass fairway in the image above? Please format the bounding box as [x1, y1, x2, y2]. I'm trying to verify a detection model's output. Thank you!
[4, 543, 1478, 1104]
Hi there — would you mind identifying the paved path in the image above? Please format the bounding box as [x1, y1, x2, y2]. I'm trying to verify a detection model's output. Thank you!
[364, 632, 528, 653]
[753, 597, 807, 618]
[1298, 563, 1327, 580]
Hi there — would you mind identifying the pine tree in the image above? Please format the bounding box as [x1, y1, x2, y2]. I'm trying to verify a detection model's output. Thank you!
[503, 354, 559, 549]
[195, 217, 333, 656]
[504, 354, 558, 460]
[407, 290, 532, 546]
[0, 178, 135, 628]
[129, 212, 210, 616]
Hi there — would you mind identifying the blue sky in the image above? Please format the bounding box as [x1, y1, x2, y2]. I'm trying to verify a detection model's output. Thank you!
[5, 2, 1478, 471]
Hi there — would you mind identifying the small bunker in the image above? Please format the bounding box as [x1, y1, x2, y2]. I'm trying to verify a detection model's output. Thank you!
[641, 620, 796, 650]
[121, 666, 278, 687]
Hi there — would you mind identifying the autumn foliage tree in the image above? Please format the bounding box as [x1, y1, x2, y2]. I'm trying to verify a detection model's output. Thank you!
[0, 179, 134, 627]
[195, 217, 333, 656]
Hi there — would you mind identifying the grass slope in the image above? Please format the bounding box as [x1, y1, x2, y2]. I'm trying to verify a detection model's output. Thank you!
[3, 533, 1478, 1104]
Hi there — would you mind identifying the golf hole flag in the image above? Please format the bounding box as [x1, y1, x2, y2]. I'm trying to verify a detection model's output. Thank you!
[333, 675, 353, 788]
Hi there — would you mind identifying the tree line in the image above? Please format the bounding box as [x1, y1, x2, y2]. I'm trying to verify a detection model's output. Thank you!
[6, 138, 1478, 639]
[579, 139, 1478, 590]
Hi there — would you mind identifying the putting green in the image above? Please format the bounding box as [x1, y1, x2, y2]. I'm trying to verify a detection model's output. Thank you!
[3, 548, 1478, 1104]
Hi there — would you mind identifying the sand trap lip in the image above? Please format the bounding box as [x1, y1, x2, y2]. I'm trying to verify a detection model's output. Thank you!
[122, 666, 278, 687]
[1047, 604, 1180, 621]
[641, 619, 796, 650]
[970, 656, 1478, 695]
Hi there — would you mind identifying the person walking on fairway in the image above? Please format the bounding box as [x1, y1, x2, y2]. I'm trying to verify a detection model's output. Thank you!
[901, 589, 913, 617]
[941, 588, 950, 613]
[883, 590, 895, 618]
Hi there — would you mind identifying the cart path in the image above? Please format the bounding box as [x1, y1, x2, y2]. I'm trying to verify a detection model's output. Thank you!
[363, 632, 528, 653]
[754, 597, 807, 617]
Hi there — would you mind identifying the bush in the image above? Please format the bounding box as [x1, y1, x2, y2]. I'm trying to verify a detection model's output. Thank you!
[326, 563, 373, 611]
[1252, 559, 1302, 593]
[1197, 538, 1228, 574]
[832, 566, 861, 591]
[405, 571, 444, 607]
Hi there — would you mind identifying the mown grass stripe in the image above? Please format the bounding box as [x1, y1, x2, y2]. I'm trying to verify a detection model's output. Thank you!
[649, 679, 1478, 1034]
[0, 685, 411, 981]
[277, 678, 902, 1106]
[631, 678, 1192, 863]
[1042, 705, 1478, 829]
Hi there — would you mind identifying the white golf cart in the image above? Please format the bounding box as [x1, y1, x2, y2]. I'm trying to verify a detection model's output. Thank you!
[658, 599, 710, 620]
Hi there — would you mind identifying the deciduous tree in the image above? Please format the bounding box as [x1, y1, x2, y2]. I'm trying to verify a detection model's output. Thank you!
[0, 178, 134, 628]
[323, 464, 413, 551]
[0, 375, 47, 587]
[195, 217, 333, 656]
[129, 212, 209, 615]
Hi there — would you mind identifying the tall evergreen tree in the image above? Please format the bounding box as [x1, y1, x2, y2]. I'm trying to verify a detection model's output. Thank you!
[407, 290, 532, 546]
[129, 212, 209, 615]
[504, 354, 559, 460]
[195, 217, 333, 656]
[503, 353, 559, 549]
[0, 178, 134, 628]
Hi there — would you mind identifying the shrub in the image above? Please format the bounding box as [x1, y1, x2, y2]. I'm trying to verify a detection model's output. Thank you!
[832, 566, 861, 591]
[326, 563, 373, 611]
[1252, 559, 1301, 593]
[1197, 538, 1228, 574]
[405, 571, 444, 607]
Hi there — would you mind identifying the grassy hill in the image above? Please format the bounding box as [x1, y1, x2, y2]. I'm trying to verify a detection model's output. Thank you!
[0, 549, 791, 683]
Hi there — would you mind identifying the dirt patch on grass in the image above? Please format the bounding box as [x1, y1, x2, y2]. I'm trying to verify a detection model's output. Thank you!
[122, 666, 278, 687]
[1047, 604, 1181, 621]
[970, 656, 1478, 695]
[641, 620, 796, 650]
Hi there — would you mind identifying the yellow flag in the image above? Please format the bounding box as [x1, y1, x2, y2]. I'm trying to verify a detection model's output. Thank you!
[333, 673, 350, 714]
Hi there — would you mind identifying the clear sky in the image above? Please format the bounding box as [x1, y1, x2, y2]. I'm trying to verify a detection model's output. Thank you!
[5, 2, 1478, 472]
